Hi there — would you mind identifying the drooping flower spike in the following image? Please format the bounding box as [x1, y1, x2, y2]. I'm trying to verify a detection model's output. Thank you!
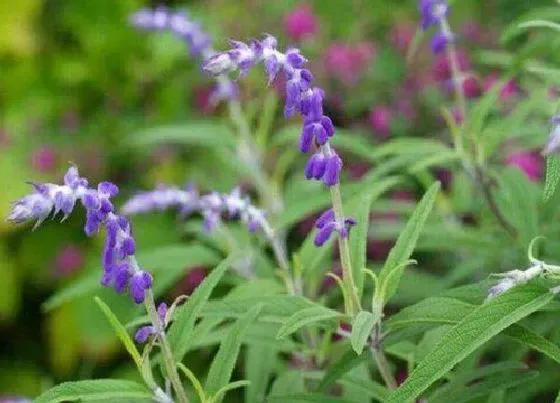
[130, 7, 238, 105]
[8, 165, 152, 304]
[121, 184, 270, 236]
[418, 0, 454, 54]
[202, 34, 355, 245]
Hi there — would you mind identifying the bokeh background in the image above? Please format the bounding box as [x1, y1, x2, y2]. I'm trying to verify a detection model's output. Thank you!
[0, 0, 557, 399]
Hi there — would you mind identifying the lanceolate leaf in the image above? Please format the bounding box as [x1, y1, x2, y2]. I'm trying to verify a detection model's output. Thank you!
[544, 156, 560, 201]
[318, 348, 370, 391]
[348, 176, 402, 295]
[377, 182, 440, 304]
[34, 380, 152, 403]
[167, 255, 236, 361]
[276, 306, 342, 339]
[94, 297, 142, 369]
[267, 393, 356, 403]
[129, 121, 237, 149]
[386, 294, 560, 365]
[387, 285, 554, 403]
[205, 304, 263, 399]
[350, 311, 378, 354]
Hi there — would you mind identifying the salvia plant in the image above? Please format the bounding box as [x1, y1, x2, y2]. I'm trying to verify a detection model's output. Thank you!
[7, 1, 560, 402]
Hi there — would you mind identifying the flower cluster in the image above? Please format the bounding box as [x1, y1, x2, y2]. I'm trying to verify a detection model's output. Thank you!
[121, 184, 269, 235]
[543, 115, 560, 155]
[202, 34, 355, 246]
[8, 166, 153, 304]
[130, 7, 238, 105]
[314, 209, 356, 247]
[418, 0, 453, 54]
[203, 35, 342, 187]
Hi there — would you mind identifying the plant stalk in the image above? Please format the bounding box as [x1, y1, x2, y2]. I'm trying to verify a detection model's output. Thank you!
[330, 183, 361, 315]
[145, 291, 189, 403]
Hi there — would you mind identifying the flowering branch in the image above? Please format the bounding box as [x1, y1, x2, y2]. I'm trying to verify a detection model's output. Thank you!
[7, 166, 188, 403]
[203, 35, 361, 314]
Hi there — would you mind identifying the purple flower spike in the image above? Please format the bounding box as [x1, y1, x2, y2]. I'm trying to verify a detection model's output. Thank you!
[130, 7, 237, 104]
[323, 153, 343, 187]
[8, 165, 153, 304]
[417, 0, 452, 55]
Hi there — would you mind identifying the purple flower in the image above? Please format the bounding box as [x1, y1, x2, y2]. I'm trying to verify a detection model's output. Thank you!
[431, 32, 453, 54]
[122, 185, 270, 237]
[417, 0, 452, 55]
[8, 165, 153, 304]
[130, 7, 238, 104]
[544, 116, 560, 155]
[313, 209, 356, 246]
[418, 0, 448, 30]
[134, 302, 168, 344]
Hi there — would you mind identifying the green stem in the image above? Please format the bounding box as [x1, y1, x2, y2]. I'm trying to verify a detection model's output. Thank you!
[145, 291, 189, 403]
[329, 183, 361, 315]
[227, 100, 284, 215]
[371, 348, 398, 391]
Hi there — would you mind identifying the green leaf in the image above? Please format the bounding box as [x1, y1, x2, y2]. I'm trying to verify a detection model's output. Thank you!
[267, 394, 356, 403]
[377, 182, 440, 303]
[338, 375, 389, 402]
[94, 297, 142, 369]
[211, 380, 251, 403]
[43, 244, 219, 311]
[34, 379, 152, 403]
[348, 177, 402, 295]
[387, 285, 554, 403]
[276, 306, 342, 339]
[205, 304, 263, 398]
[518, 19, 560, 32]
[245, 344, 277, 403]
[167, 255, 236, 361]
[177, 363, 206, 403]
[128, 121, 236, 149]
[201, 295, 319, 323]
[350, 311, 377, 354]
[544, 156, 560, 201]
[318, 348, 370, 392]
[430, 369, 538, 403]
[386, 294, 560, 365]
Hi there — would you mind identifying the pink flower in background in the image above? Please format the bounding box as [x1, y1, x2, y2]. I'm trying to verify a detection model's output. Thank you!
[483, 73, 520, 100]
[433, 50, 471, 82]
[61, 110, 80, 133]
[325, 42, 376, 85]
[31, 145, 57, 173]
[54, 245, 85, 277]
[390, 22, 415, 54]
[505, 151, 543, 182]
[284, 4, 318, 41]
[461, 20, 484, 43]
[369, 106, 392, 139]
[181, 267, 208, 295]
[462, 76, 482, 99]
[0, 129, 10, 148]
[193, 86, 216, 115]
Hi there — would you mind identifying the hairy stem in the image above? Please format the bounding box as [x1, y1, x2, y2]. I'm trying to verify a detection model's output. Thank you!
[371, 348, 398, 390]
[441, 17, 517, 238]
[330, 183, 361, 315]
[371, 325, 398, 390]
[145, 291, 189, 403]
[227, 100, 284, 215]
